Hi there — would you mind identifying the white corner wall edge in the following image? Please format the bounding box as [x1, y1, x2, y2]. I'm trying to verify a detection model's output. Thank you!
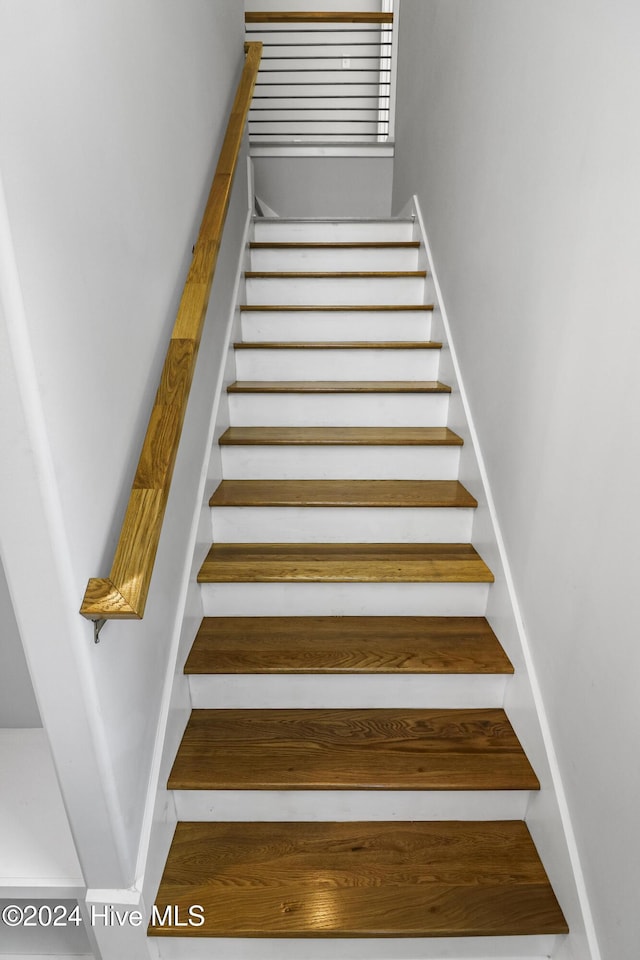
[0, 171, 130, 890]
[129, 175, 255, 913]
[410, 195, 602, 960]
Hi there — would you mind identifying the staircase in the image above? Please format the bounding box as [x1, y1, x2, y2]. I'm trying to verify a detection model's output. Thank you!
[151, 217, 568, 957]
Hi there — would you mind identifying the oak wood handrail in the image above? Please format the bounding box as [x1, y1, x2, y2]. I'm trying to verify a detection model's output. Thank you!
[80, 42, 262, 623]
[245, 12, 393, 24]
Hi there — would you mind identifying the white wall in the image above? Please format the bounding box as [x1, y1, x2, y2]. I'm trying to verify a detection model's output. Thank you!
[393, 3, 640, 958]
[0, 555, 41, 727]
[0, 0, 247, 890]
[253, 156, 393, 216]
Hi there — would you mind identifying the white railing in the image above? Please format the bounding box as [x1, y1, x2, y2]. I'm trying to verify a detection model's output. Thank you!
[245, 11, 395, 146]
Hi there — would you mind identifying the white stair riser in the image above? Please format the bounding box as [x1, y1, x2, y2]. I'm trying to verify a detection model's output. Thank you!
[201, 582, 490, 618]
[252, 219, 415, 242]
[174, 788, 528, 824]
[228, 392, 450, 427]
[211, 506, 474, 543]
[241, 309, 433, 342]
[189, 673, 506, 710]
[250, 247, 421, 272]
[154, 937, 555, 960]
[220, 445, 461, 480]
[234, 348, 441, 380]
[246, 275, 425, 306]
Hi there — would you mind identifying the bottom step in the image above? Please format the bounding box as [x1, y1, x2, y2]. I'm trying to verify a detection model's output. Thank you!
[152, 821, 567, 939]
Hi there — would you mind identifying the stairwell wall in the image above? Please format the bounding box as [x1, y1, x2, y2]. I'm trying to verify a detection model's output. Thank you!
[253, 156, 393, 218]
[0, 0, 248, 889]
[393, 2, 640, 959]
[0, 554, 41, 727]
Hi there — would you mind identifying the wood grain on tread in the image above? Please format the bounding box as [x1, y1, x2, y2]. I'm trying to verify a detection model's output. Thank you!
[245, 271, 427, 279]
[209, 479, 476, 508]
[152, 820, 568, 937]
[168, 708, 537, 790]
[240, 304, 435, 311]
[184, 616, 513, 675]
[228, 380, 451, 393]
[246, 11, 394, 23]
[219, 426, 462, 446]
[234, 340, 441, 349]
[197, 543, 494, 584]
[250, 242, 421, 250]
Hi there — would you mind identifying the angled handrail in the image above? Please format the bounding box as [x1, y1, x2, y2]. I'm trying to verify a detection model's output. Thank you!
[80, 42, 262, 624]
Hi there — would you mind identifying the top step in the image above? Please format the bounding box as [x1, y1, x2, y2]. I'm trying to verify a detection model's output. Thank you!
[253, 218, 415, 243]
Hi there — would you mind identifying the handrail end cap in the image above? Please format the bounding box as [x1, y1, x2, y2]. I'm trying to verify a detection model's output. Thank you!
[80, 578, 143, 621]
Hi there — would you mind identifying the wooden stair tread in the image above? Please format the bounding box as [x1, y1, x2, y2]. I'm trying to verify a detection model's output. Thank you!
[246, 10, 394, 21]
[219, 426, 462, 446]
[240, 304, 435, 311]
[197, 543, 494, 584]
[245, 270, 427, 278]
[185, 616, 513, 675]
[152, 820, 567, 937]
[228, 380, 451, 393]
[234, 340, 442, 349]
[250, 241, 421, 249]
[168, 708, 537, 790]
[209, 479, 476, 508]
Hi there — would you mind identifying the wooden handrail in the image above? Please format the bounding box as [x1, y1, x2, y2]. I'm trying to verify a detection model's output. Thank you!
[80, 42, 262, 623]
[245, 12, 393, 24]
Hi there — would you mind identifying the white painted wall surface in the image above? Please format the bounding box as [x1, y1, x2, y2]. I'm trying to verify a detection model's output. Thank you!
[0, 555, 41, 727]
[253, 156, 393, 216]
[0, 0, 247, 892]
[393, 3, 640, 958]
